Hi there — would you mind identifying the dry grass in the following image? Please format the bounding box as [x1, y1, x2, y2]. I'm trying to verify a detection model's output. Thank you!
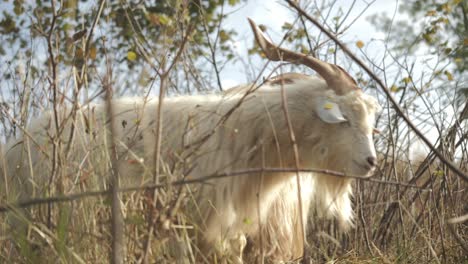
[1, 1, 467, 263]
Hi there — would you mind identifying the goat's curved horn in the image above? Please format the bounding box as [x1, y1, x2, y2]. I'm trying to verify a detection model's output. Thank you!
[248, 18, 359, 95]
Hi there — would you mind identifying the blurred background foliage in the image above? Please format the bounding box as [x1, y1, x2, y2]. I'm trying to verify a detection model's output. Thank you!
[0, 0, 242, 95]
[368, 0, 467, 98]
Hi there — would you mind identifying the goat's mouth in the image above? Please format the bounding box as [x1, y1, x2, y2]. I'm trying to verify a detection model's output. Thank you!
[352, 160, 375, 176]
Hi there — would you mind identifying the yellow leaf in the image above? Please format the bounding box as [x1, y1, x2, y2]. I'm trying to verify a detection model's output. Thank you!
[402, 77, 412, 84]
[356, 40, 364, 49]
[434, 170, 444, 177]
[324, 102, 334, 110]
[127, 51, 137, 61]
[390, 85, 399, 92]
[444, 71, 453, 81]
[454, 58, 463, 64]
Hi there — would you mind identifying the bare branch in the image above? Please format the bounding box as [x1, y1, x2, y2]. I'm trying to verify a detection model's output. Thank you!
[0, 167, 429, 214]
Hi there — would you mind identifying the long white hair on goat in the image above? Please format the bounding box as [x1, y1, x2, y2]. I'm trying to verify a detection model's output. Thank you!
[0, 19, 381, 262]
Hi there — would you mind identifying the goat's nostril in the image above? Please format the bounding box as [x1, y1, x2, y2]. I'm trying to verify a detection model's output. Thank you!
[367, 157, 377, 167]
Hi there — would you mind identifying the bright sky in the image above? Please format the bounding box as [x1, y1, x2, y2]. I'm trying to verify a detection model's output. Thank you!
[219, 0, 401, 88]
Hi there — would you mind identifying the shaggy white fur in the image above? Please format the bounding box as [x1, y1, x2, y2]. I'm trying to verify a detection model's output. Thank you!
[1, 74, 381, 262]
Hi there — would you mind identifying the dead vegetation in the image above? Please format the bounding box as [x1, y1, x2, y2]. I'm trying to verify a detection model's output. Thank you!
[0, 0, 467, 263]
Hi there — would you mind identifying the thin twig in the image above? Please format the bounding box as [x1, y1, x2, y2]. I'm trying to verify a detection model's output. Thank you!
[0, 167, 430, 213]
[277, 69, 307, 261]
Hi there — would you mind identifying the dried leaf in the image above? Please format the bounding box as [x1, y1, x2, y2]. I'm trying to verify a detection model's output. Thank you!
[72, 30, 87, 41]
[356, 40, 364, 48]
[89, 46, 97, 60]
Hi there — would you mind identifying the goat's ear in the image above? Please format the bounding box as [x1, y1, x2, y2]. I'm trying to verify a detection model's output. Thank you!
[315, 99, 348, 124]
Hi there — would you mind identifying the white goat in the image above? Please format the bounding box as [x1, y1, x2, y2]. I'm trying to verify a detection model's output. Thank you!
[1, 19, 381, 262]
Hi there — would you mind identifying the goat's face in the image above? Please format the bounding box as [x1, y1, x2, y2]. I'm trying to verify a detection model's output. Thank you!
[248, 18, 381, 177]
[303, 90, 380, 177]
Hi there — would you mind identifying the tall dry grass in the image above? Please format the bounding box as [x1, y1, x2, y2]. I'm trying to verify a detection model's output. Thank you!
[1, 1, 467, 263]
